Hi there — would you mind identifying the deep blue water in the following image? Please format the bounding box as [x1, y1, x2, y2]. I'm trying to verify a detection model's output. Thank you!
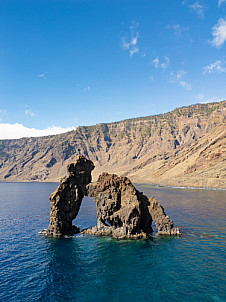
[0, 182, 225, 302]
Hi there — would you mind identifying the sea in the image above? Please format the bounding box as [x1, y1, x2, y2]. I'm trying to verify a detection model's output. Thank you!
[0, 182, 225, 302]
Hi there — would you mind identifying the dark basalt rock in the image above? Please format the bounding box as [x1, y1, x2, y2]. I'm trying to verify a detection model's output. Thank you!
[44, 155, 94, 236]
[83, 172, 152, 239]
[44, 156, 181, 238]
[148, 197, 181, 235]
[82, 172, 180, 239]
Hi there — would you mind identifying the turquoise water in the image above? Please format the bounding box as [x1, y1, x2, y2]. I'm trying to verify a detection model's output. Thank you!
[0, 183, 225, 302]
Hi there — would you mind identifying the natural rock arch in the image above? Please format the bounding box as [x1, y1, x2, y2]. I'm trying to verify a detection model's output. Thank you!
[44, 155, 181, 238]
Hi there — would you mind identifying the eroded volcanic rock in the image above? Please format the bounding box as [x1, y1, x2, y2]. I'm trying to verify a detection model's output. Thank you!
[44, 156, 181, 238]
[82, 172, 181, 239]
[83, 172, 152, 239]
[44, 155, 94, 236]
[148, 197, 180, 235]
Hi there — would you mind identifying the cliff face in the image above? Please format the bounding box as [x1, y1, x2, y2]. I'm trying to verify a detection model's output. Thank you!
[0, 101, 225, 188]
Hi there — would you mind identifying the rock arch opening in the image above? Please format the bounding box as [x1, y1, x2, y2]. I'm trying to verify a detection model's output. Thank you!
[44, 155, 181, 239]
[75, 196, 96, 229]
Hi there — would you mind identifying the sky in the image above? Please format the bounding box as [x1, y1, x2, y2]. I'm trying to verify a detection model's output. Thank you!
[0, 0, 226, 139]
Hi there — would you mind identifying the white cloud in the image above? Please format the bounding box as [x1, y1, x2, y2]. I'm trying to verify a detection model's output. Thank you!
[121, 22, 140, 57]
[218, 0, 226, 7]
[129, 46, 139, 57]
[153, 56, 170, 69]
[0, 123, 76, 139]
[153, 57, 159, 68]
[190, 2, 205, 18]
[210, 17, 226, 47]
[170, 70, 192, 90]
[38, 72, 48, 79]
[203, 60, 226, 74]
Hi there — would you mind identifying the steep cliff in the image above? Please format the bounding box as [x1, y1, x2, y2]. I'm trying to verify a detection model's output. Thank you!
[0, 101, 225, 188]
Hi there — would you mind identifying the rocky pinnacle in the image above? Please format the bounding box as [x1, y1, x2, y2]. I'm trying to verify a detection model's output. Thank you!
[44, 155, 94, 236]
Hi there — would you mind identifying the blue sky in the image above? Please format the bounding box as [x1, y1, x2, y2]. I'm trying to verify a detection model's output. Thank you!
[0, 0, 226, 138]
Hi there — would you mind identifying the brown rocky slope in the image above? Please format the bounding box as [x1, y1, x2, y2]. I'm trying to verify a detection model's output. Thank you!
[0, 101, 225, 188]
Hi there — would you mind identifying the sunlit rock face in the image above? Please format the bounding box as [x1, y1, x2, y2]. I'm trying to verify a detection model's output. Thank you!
[44, 156, 181, 238]
[83, 172, 153, 239]
[148, 197, 181, 236]
[83, 172, 181, 239]
[44, 155, 94, 236]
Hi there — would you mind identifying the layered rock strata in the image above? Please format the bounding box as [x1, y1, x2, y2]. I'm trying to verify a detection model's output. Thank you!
[44, 155, 94, 236]
[1, 101, 225, 189]
[44, 156, 181, 238]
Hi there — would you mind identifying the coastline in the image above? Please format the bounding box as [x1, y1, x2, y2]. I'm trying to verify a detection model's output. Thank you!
[135, 183, 226, 191]
[0, 180, 225, 191]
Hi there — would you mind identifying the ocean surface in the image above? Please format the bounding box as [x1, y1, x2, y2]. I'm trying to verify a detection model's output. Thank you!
[0, 182, 225, 302]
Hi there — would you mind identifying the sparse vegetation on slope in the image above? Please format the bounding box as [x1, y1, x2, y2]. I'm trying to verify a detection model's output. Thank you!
[0, 101, 225, 188]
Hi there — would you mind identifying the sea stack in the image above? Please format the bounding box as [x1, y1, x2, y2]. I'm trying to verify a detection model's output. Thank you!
[44, 155, 94, 236]
[44, 156, 181, 238]
[83, 172, 181, 239]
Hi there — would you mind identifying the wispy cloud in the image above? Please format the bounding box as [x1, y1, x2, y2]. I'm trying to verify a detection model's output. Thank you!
[153, 57, 159, 68]
[161, 57, 170, 69]
[25, 105, 36, 117]
[38, 72, 48, 79]
[195, 93, 224, 103]
[170, 70, 186, 82]
[179, 81, 192, 90]
[170, 70, 192, 90]
[25, 109, 36, 117]
[218, 0, 226, 7]
[190, 2, 205, 19]
[83, 86, 91, 93]
[210, 17, 226, 47]
[167, 24, 189, 38]
[0, 109, 7, 115]
[0, 109, 7, 122]
[195, 93, 206, 102]
[121, 22, 139, 57]
[0, 123, 77, 139]
[153, 56, 170, 69]
[203, 60, 226, 74]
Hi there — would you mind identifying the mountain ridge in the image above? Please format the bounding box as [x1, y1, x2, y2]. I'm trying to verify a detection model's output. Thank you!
[0, 101, 225, 188]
